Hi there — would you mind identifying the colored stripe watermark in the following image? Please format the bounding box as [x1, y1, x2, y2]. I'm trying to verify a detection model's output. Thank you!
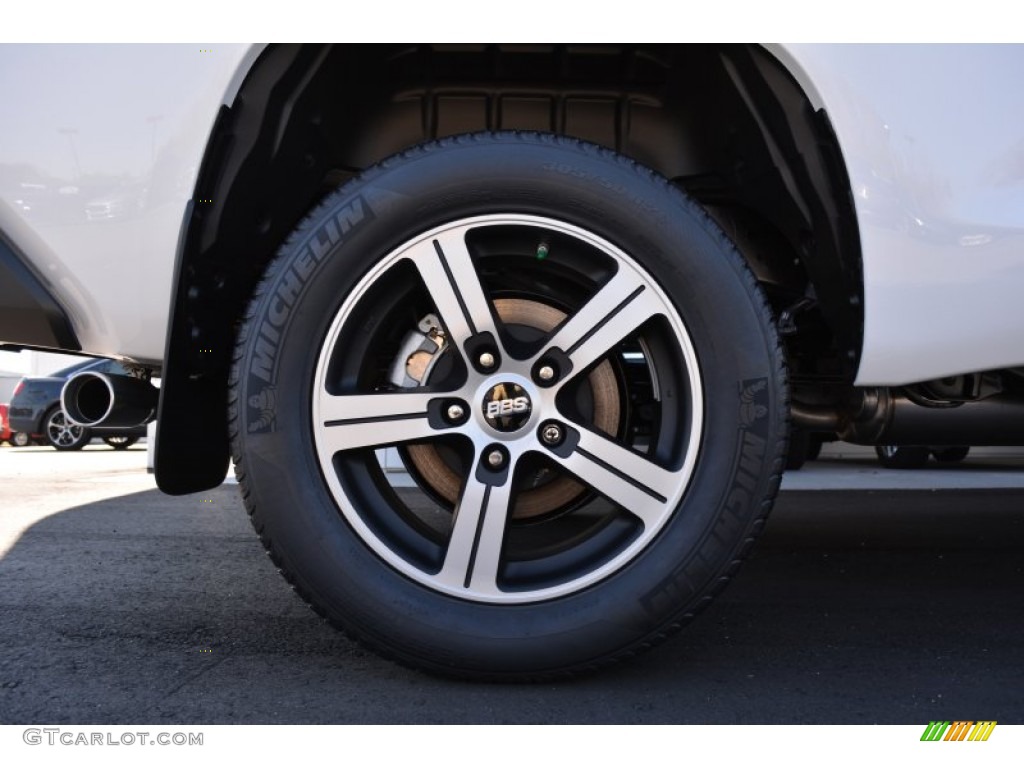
[920, 721, 997, 741]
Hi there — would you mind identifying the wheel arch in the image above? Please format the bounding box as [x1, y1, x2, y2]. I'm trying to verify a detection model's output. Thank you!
[156, 43, 864, 494]
[36, 400, 60, 435]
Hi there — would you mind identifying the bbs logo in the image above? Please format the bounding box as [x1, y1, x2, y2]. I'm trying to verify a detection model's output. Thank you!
[486, 397, 530, 418]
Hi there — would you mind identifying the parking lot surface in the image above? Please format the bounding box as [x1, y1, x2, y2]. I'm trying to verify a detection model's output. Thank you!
[1, 443, 1022, 724]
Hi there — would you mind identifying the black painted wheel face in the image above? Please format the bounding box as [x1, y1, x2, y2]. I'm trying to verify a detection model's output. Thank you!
[312, 214, 703, 604]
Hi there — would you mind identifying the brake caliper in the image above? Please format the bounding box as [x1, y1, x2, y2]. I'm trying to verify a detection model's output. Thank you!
[387, 313, 447, 388]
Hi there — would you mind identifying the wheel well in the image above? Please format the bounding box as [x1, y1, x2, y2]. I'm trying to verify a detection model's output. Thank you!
[155, 43, 863, 494]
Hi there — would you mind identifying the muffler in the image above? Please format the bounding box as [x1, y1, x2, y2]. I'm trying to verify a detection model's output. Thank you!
[62, 372, 158, 429]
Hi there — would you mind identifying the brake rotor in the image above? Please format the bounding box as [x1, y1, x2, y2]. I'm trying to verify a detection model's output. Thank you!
[406, 297, 621, 520]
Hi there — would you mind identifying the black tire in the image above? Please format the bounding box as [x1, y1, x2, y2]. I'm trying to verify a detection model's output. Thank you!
[103, 435, 139, 450]
[932, 446, 970, 463]
[12, 431, 31, 447]
[230, 133, 787, 679]
[875, 445, 930, 469]
[43, 406, 91, 451]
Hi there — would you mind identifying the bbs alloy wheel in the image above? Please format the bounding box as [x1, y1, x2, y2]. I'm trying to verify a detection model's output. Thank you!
[232, 133, 786, 678]
[311, 213, 702, 603]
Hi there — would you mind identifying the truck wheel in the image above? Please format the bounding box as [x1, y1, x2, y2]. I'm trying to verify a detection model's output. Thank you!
[230, 133, 787, 679]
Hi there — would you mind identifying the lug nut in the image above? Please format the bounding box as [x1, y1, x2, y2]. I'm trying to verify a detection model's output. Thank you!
[478, 352, 496, 369]
[541, 424, 563, 446]
[486, 449, 505, 468]
[538, 365, 555, 382]
[446, 404, 465, 422]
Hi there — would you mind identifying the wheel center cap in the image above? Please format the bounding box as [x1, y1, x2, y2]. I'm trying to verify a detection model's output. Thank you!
[481, 382, 532, 432]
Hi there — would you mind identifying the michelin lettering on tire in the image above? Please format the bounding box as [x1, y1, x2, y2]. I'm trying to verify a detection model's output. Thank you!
[246, 196, 372, 434]
[638, 376, 773, 618]
[726, 377, 771, 520]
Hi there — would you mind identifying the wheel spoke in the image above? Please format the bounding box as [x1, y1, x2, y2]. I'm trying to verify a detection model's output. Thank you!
[407, 228, 500, 349]
[541, 268, 660, 377]
[436, 473, 514, 596]
[553, 428, 679, 528]
[317, 391, 445, 452]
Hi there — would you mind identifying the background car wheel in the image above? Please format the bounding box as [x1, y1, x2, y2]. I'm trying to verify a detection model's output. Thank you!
[230, 133, 787, 679]
[932, 446, 970, 463]
[875, 444, 930, 469]
[12, 431, 31, 447]
[43, 407, 91, 451]
[103, 435, 139, 450]
[806, 434, 824, 462]
[785, 429, 811, 470]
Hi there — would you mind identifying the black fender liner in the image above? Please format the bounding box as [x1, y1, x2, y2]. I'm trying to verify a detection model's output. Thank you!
[0, 230, 81, 353]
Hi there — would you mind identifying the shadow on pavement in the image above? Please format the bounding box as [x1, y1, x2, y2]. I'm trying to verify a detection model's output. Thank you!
[0, 485, 1022, 724]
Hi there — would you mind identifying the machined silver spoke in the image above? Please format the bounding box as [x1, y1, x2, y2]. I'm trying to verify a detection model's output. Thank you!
[435, 472, 515, 596]
[317, 391, 448, 452]
[48, 413, 81, 446]
[542, 268, 660, 379]
[407, 228, 501, 350]
[554, 429, 679, 528]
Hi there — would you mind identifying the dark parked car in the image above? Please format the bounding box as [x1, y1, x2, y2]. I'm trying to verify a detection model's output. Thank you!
[8, 359, 145, 451]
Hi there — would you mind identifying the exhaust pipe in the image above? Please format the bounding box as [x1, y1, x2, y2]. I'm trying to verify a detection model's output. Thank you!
[62, 372, 158, 429]
[792, 387, 1024, 446]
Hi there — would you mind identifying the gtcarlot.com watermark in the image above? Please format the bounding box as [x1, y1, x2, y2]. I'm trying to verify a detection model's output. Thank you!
[23, 728, 203, 747]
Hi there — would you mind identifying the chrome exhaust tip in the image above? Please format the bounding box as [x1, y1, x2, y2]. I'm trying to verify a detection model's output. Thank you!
[62, 372, 158, 429]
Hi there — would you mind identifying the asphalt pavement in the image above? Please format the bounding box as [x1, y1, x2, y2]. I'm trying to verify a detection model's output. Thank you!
[0, 442, 1022, 724]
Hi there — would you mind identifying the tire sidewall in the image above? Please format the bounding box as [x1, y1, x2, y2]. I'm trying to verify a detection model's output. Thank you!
[234, 135, 785, 675]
